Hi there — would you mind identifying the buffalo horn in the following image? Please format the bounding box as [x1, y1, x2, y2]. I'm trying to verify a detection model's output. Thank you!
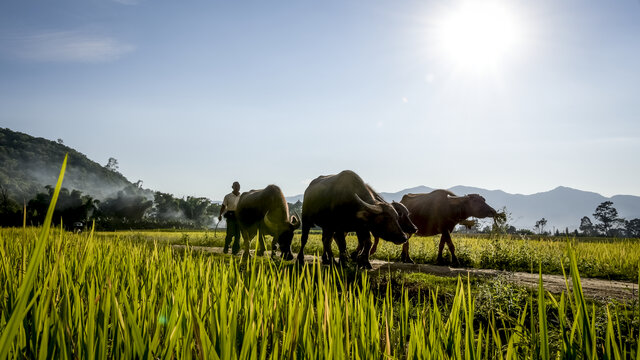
[354, 193, 383, 214]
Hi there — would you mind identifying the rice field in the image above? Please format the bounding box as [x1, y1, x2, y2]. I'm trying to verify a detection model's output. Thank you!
[2, 156, 639, 358]
[2, 225, 640, 358]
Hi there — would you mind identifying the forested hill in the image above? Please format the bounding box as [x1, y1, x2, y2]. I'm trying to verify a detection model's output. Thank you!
[0, 127, 133, 202]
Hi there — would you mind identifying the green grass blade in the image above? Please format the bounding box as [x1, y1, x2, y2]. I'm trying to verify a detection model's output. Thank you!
[0, 154, 67, 359]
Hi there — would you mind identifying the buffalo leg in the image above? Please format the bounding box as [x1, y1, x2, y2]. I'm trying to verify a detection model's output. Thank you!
[443, 231, 459, 265]
[321, 230, 338, 266]
[400, 242, 414, 264]
[241, 226, 258, 262]
[256, 225, 267, 256]
[334, 232, 349, 265]
[436, 234, 446, 264]
[356, 230, 373, 269]
[350, 236, 362, 261]
[280, 236, 294, 261]
[297, 222, 311, 264]
[369, 236, 380, 255]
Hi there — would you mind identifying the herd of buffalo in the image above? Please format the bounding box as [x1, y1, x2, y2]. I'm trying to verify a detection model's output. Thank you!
[234, 170, 499, 269]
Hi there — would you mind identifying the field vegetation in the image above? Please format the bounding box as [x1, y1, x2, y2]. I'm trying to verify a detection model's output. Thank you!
[108, 230, 640, 282]
[2, 156, 640, 358]
[2, 225, 640, 358]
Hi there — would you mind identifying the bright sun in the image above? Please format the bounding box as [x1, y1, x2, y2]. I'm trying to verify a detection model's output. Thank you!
[436, 1, 522, 73]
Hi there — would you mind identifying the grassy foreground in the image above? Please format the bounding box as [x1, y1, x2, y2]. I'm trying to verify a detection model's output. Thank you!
[1, 157, 639, 358]
[107, 230, 640, 282]
[1, 225, 640, 359]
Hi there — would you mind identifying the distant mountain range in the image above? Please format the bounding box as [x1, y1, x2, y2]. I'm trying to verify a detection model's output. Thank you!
[3, 127, 638, 231]
[287, 185, 640, 231]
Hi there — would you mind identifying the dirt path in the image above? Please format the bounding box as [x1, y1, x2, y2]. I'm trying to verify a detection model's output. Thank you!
[173, 245, 638, 302]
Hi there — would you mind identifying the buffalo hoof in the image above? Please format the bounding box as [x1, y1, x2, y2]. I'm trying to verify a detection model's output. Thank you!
[357, 256, 373, 269]
[339, 254, 350, 266]
[282, 251, 294, 261]
[322, 252, 339, 266]
[436, 256, 446, 265]
[451, 257, 460, 267]
[322, 257, 339, 267]
[256, 249, 265, 257]
[297, 253, 306, 265]
[349, 250, 359, 262]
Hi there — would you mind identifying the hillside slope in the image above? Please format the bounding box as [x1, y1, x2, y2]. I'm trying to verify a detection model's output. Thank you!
[0, 128, 133, 201]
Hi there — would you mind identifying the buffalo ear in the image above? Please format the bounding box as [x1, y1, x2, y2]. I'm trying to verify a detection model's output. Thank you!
[356, 209, 370, 222]
[289, 215, 301, 230]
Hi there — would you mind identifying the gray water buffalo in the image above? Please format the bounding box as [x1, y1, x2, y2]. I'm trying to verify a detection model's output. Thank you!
[370, 190, 498, 264]
[235, 185, 300, 260]
[298, 170, 413, 269]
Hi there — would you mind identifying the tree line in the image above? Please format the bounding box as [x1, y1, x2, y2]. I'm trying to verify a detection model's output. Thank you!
[455, 201, 640, 238]
[528, 201, 639, 237]
[577, 201, 640, 237]
[0, 183, 222, 231]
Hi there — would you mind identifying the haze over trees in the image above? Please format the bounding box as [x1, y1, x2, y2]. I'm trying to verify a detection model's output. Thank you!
[0, 128, 222, 230]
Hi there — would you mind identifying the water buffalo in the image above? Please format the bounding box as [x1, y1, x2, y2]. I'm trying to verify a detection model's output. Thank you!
[298, 170, 413, 269]
[235, 185, 300, 260]
[350, 199, 417, 261]
[370, 190, 498, 264]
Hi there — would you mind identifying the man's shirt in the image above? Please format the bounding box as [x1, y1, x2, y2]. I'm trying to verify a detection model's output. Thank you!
[222, 192, 240, 211]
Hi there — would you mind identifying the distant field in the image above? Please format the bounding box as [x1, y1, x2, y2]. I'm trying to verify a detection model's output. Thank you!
[101, 230, 640, 282]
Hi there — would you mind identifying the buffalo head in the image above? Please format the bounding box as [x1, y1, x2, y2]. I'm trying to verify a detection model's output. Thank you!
[391, 201, 418, 236]
[465, 194, 498, 219]
[355, 194, 408, 245]
[278, 214, 300, 256]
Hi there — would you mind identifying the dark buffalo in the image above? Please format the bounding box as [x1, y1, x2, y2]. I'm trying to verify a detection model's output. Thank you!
[298, 170, 413, 269]
[236, 185, 300, 260]
[350, 196, 417, 261]
[370, 190, 498, 264]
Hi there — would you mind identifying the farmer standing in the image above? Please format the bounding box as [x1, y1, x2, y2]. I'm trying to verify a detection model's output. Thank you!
[219, 181, 242, 254]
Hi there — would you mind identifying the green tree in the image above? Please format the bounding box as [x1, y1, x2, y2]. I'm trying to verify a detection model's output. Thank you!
[105, 157, 119, 172]
[626, 218, 640, 238]
[288, 200, 303, 217]
[179, 196, 213, 227]
[579, 216, 594, 236]
[534, 218, 547, 235]
[593, 201, 623, 236]
[0, 184, 21, 226]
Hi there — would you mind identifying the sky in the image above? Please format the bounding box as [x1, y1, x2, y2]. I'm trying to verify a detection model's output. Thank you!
[1, 0, 639, 200]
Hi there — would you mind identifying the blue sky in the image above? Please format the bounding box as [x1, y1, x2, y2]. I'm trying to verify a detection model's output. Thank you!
[1, 0, 639, 200]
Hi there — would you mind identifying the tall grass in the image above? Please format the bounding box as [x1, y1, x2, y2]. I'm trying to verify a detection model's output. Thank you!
[1, 231, 639, 358]
[0, 157, 638, 358]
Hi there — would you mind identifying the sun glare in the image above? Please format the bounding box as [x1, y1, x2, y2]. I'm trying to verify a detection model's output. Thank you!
[436, 1, 522, 73]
